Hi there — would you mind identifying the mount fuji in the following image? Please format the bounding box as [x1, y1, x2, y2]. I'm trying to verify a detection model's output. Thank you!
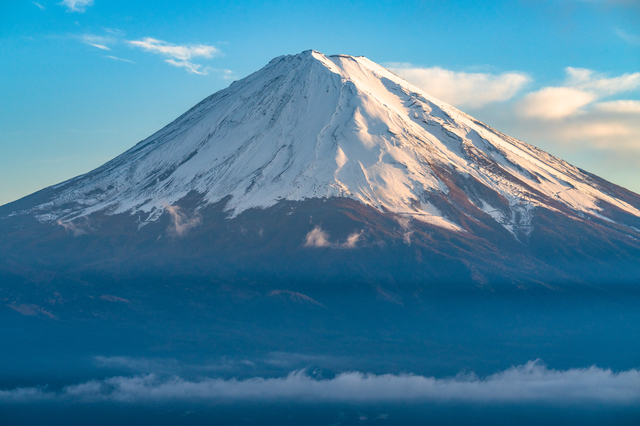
[2, 50, 640, 318]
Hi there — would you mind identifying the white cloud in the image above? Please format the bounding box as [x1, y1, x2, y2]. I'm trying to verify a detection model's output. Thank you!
[71, 33, 226, 76]
[517, 87, 596, 119]
[516, 67, 640, 120]
[33, 2, 45, 10]
[341, 231, 363, 248]
[59, 0, 93, 13]
[565, 67, 640, 96]
[304, 226, 330, 247]
[57, 217, 91, 236]
[3, 360, 640, 404]
[387, 64, 530, 108]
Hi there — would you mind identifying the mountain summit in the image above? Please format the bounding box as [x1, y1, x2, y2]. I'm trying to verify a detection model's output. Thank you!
[2, 51, 640, 301]
[10, 50, 640, 240]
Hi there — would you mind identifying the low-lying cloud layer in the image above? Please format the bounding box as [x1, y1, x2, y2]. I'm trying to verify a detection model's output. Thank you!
[2, 361, 640, 405]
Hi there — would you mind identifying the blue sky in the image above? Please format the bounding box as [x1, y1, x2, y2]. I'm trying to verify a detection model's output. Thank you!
[1, 0, 639, 205]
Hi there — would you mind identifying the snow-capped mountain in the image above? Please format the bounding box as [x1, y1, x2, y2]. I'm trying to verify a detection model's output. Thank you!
[3, 50, 640, 307]
[14, 50, 640, 240]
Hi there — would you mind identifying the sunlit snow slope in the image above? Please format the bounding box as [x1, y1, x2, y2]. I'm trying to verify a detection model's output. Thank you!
[21, 50, 640, 236]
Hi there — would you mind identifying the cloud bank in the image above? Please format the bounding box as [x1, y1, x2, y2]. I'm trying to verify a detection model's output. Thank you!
[2, 361, 640, 405]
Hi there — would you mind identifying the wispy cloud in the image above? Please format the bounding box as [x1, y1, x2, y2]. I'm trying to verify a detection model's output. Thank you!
[565, 67, 640, 96]
[7, 304, 57, 320]
[33, 2, 45, 10]
[69, 33, 226, 76]
[3, 360, 640, 404]
[57, 217, 91, 236]
[126, 37, 219, 75]
[165, 59, 207, 75]
[105, 55, 133, 63]
[59, 0, 93, 13]
[395, 216, 413, 245]
[103, 28, 125, 36]
[341, 231, 363, 248]
[387, 63, 530, 108]
[616, 28, 640, 45]
[269, 290, 325, 307]
[164, 204, 201, 237]
[100, 295, 130, 303]
[215, 68, 236, 80]
[127, 38, 218, 60]
[78, 34, 116, 51]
